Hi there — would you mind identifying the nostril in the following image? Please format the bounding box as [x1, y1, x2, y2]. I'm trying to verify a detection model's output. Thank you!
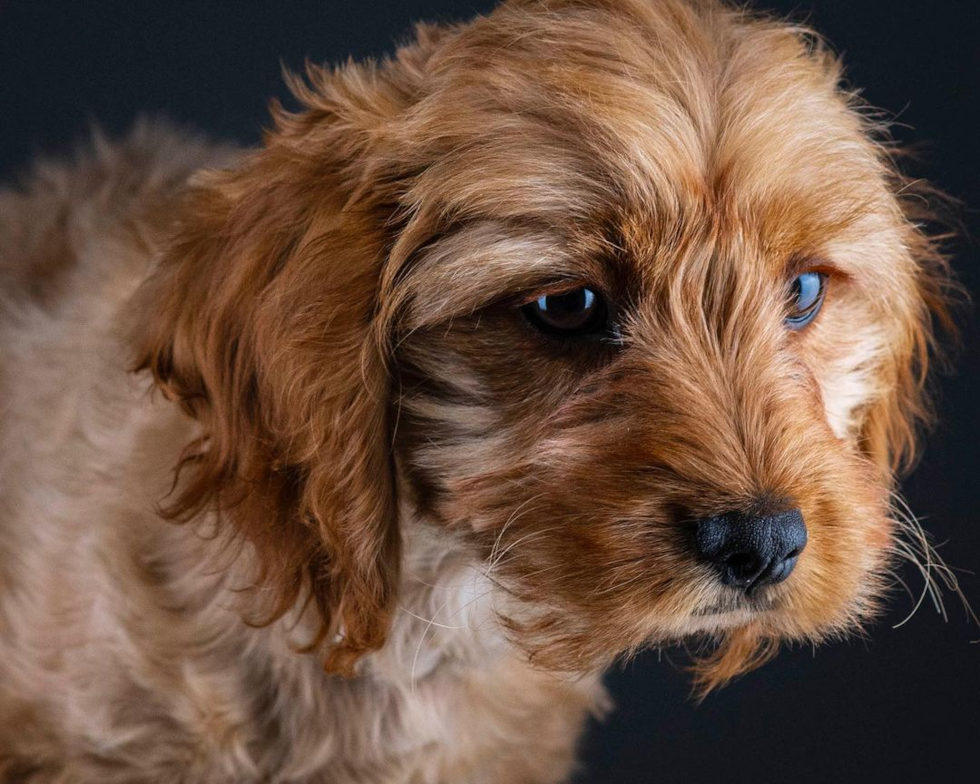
[721, 550, 767, 587]
[725, 553, 756, 570]
[724, 552, 760, 576]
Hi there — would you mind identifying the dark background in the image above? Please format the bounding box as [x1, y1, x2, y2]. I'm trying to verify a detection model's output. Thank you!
[1, 1, 977, 781]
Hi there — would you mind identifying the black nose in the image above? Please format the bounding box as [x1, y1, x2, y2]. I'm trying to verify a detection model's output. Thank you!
[695, 508, 807, 592]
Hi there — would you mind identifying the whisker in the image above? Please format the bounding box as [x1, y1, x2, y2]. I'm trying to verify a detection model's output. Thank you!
[485, 525, 559, 580]
[486, 494, 545, 577]
[886, 490, 978, 632]
[410, 589, 460, 695]
[398, 605, 468, 631]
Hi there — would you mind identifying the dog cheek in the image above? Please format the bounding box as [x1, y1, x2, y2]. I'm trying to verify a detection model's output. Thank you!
[805, 319, 890, 443]
[785, 458, 894, 632]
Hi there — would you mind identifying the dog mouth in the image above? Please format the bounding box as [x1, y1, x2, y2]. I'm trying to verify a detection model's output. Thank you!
[692, 590, 779, 617]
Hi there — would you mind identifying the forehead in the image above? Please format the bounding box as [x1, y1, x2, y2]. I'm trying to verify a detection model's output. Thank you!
[388, 0, 896, 322]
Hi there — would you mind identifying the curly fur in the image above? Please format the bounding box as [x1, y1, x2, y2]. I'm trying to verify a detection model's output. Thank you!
[0, 0, 952, 781]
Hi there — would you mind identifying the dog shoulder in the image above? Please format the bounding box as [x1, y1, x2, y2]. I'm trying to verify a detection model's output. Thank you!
[0, 120, 234, 629]
[0, 120, 236, 313]
[0, 120, 236, 499]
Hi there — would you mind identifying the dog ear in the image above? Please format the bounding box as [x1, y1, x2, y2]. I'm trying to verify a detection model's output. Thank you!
[131, 58, 427, 674]
[858, 193, 957, 481]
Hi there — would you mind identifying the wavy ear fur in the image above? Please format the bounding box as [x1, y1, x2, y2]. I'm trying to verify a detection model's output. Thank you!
[131, 52, 434, 673]
[859, 182, 958, 481]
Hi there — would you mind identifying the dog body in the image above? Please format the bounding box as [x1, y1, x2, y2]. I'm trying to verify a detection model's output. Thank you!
[0, 131, 597, 782]
[0, 0, 950, 781]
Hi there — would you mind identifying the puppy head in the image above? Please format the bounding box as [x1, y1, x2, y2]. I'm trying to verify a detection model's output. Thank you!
[136, 0, 951, 687]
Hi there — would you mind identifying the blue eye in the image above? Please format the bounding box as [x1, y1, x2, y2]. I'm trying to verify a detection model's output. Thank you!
[785, 272, 827, 330]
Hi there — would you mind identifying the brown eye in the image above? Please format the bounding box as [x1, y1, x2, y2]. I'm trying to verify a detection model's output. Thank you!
[522, 287, 609, 337]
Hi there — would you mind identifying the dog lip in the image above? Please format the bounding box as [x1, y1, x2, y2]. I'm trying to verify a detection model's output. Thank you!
[692, 605, 728, 617]
[693, 592, 778, 617]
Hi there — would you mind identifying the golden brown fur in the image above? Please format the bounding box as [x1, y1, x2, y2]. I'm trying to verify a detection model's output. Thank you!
[0, 0, 953, 781]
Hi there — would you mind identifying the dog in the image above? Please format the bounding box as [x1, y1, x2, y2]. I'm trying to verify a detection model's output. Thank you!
[0, 0, 955, 781]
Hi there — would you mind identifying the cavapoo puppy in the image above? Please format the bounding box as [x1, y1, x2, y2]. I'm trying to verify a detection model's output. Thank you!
[0, 0, 954, 781]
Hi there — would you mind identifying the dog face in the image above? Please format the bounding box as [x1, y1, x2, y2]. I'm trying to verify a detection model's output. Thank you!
[137, 0, 950, 687]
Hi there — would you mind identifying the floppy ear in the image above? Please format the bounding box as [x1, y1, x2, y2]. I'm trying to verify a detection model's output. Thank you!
[132, 59, 423, 674]
[858, 190, 957, 480]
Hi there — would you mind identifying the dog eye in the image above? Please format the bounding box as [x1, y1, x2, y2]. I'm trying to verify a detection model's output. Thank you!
[522, 286, 609, 337]
[785, 272, 827, 330]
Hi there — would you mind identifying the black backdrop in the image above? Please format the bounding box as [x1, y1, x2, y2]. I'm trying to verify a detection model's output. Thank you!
[1, 2, 977, 782]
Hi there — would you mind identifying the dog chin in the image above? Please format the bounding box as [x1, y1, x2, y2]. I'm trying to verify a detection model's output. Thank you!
[655, 595, 783, 639]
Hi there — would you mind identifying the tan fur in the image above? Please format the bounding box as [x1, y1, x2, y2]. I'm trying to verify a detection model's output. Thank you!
[0, 1, 952, 781]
